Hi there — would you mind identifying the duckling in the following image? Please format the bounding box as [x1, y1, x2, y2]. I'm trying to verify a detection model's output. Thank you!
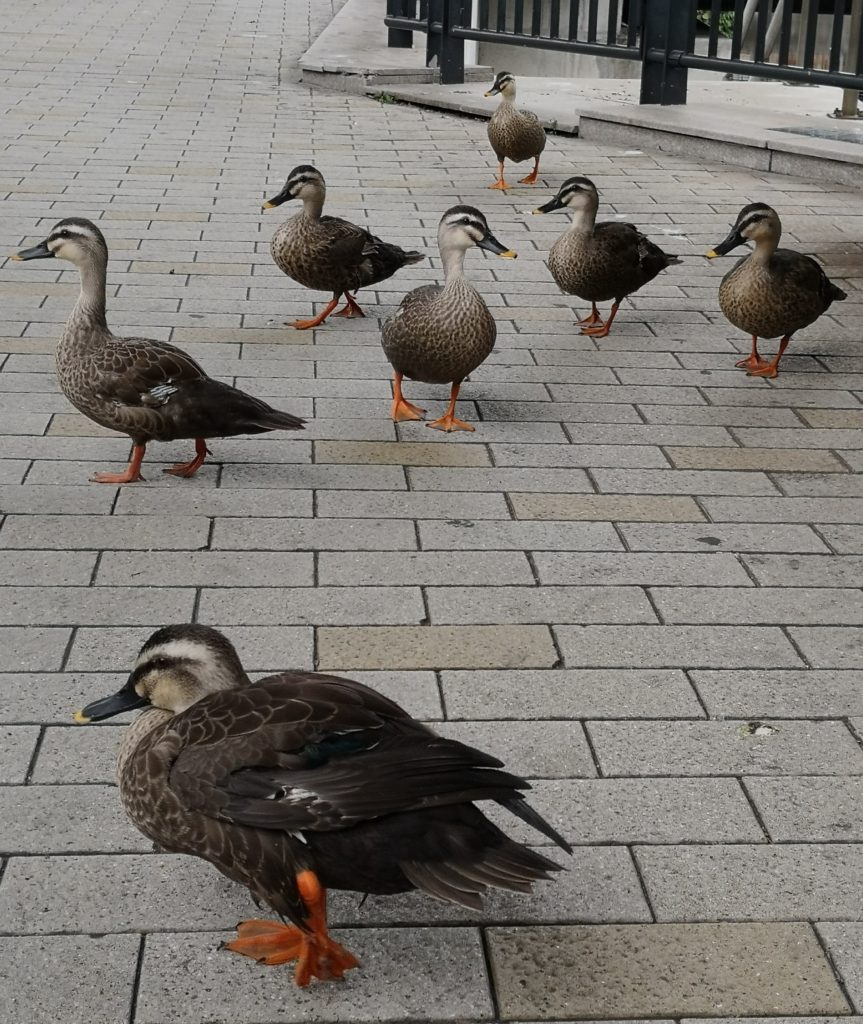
[534, 176, 682, 338]
[381, 206, 516, 432]
[11, 219, 304, 484]
[263, 165, 424, 329]
[707, 203, 847, 378]
[74, 623, 571, 987]
[484, 71, 546, 191]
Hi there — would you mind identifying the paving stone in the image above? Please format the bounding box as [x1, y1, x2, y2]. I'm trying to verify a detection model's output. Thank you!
[94, 550, 314, 586]
[136, 927, 493, 1023]
[637, 845, 863, 922]
[773, 473, 863, 497]
[0, 484, 115, 514]
[743, 553, 863, 586]
[788, 627, 863, 667]
[67, 626, 314, 672]
[407, 467, 593, 493]
[490, 442, 669, 468]
[620, 523, 829, 553]
[0, 586, 195, 625]
[587, 720, 863, 776]
[317, 625, 558, 670]
[315, 440, 491, 466]
[211, 516, 418, 550]
[199, 586, 425, 625]
[692, 670, 863, 718]
[703, 497, 863, 523]
[817, 924, 863, 1013]
[220, 463, 407, 489]
[0, 514, 209, 549]
[319, 550, 535, 586]
[665, 449, 847, 475]
[0, 934, 139, 1024]
[592, 468, 780, 496]
[0, 550, 97, 585]
[113, 487, 313, 517]
[733, 428, 863, 449]
[0, 459, 28, 483]
[427, 585, 656, 625]
[511, 494, 706, 521]
[746, 777, 863, 842]
[0, 627, 71, 671]
[317, 489, 511, 519]
[434, 720, 596, 778]
[0, 784, 148, 853]
[566, 423, 737, 446]
[31, 725, 124, 784]
[441, 668, 703, 719]
[535, 551, 750, 586]
[0, 725, 39, 783]
[821, 526, 863, 553]
[651, 586, 863, 625]
[488, 923, 848, 1019]
[418, 519, 622, 551]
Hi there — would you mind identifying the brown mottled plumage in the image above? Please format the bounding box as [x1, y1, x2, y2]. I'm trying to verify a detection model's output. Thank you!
[484, 72, 546, 190]
[11, 219, 303, 483]
[381, 206, 517, 432]
[75, 624, 570, 986]
[707, 203, 846, 378]
[535, 176, 681, 338]
[264, 165, 424, 329]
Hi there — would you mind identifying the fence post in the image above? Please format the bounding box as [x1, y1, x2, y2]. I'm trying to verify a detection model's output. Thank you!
[387, 0, 413, 49]
[426, 0, 466, 83]
[640, 0, 691, 104]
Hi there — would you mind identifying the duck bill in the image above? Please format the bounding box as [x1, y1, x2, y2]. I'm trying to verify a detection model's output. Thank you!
[74, 680, 148, 724]
[477, 233, 517, 259]
[261, 189, 293, 211]
[11, 240, 54, 261]
[706, 229, 744, 259]
[484, 84, 500, 97]
[532, 196, 564, 215]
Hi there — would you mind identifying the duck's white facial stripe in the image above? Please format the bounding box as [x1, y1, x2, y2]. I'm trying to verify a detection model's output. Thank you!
[135, 638, 212, 669]
[443, 216, 486, 235]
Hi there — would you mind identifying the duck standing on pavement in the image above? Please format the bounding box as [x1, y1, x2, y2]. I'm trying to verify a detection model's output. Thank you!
[484, 71, 546, 191]
[263, 165, 424, 329]
[707, 202, 846, 378]
[12, 218, 304, 484]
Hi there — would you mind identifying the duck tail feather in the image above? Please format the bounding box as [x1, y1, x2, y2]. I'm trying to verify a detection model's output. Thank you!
[249, 407, 306, 432]
[831, 283, 848, 301]
[402, 250, 425, 265]
[497, 796, 573, 855]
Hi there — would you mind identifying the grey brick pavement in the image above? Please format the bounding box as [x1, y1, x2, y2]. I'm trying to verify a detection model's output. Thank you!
[1, 0, 863, 1019]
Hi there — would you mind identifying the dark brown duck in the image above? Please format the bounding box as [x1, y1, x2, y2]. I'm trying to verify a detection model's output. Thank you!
[75, 624, 571, 986]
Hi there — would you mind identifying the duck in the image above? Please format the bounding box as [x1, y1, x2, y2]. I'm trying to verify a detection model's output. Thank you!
[74, 623, 571, 987]
[11, 219, 304, 484]
[533, 176, 682, 338]
[707, 203, 847, 378]
[263, 165, 425, 330]
[484, 71, 546, 191]
[381, 206, 516, 432]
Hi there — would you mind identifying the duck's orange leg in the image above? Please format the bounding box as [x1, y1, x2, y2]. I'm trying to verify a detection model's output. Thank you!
[747, 334, 791, 379]
[333, 292, 366, 318]
[223, 871, 359, 987]
[581, 301, 620, 338]
[427, 382, 474, 433]
[164, 438, 211, 478]
[518, 156, 540, 185]
[488, 160, 509, 191]
[576, 302, 603, 328]
[391, 371, 426, 422]
[90, 443, 146, 484]
[735, 334, 770, 372]
[289, 296, 340, 330]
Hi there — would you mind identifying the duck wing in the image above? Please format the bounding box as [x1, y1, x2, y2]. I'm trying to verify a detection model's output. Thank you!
[322, 215, 424, 291]
[774, 249, 848, 310]
[595, 222, 681, 293]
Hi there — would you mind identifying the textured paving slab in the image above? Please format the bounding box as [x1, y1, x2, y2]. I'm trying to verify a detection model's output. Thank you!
[487, 923, 850, 1019]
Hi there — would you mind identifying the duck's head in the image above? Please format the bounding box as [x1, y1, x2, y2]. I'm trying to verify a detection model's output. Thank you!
[438, 205, 517, 259]
[262, 165, 325, 211]
[533, 176, 598, 216]
[485, 71, 516, 100]
[706, 203, 780, 258]
[11, 218, 108, 267]
[73, 624, 251, 723]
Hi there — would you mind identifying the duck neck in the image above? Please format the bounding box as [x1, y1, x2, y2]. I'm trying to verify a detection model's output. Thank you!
[566, 204, 597, 236]
[441, 245, 470, 288]
[749, 236, 777, 265]
[300, 192, 324, 221]
[69, 256, 109, 335]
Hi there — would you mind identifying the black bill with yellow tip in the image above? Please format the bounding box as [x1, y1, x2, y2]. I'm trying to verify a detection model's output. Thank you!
[262, 187, 293, 211]
[11, 240, 53, 261]
[706, 228, 744, 259]
[477, 232, 517, 259]
[74, 677, 148, 724]
[533, 195, 565, 215]
[484, 84, 500, 97]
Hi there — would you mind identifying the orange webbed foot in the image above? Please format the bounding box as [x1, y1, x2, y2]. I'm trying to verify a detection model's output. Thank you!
[487, 179, 509, 192]
[391, 396, 426, 422]
[163, 440, 211, 478]
[746, 363, 780, 379]
[518, 171, 539, 185]
[427, 412, 475, 433]
[579, 323, 612, 338]
[735, 355, 769, 371]
[223, 919, 360, 986]
[90, 469, 145, 484]
[333, 293, 366, 318]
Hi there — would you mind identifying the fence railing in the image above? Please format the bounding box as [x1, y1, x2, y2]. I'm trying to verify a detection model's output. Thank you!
[385, 0, 863, 106]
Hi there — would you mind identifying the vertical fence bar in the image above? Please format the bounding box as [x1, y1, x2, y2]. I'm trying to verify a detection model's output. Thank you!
[802, 0, 819, 69]
[550, 0, 561, 39]
[640, 0, 691, 104]
[777, 0, 793, 66]
[828, 0, 846, 73]
[730, 0, 745, 60]
[839, 0, 863, 115]
[387, 0, 414, 47]
[496, 0, 506, 32]
[531, 0, 542, 37]
[707, 0, 721, 58]
[514, 0, 524, 35]
[607, 0, 620, 45]
[438, 0, 466, 83]
[753, 0, 769, 63]
[587, 0, 598, 42]
[568, 0, 582, 42]
[626, 0, 642, 46]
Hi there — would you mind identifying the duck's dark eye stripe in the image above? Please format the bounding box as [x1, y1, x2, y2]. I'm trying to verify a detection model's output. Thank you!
[738, 214, 767, 231]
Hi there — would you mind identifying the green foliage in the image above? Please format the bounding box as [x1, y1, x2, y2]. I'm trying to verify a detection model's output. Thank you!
[374, 92, 396, 104]
[696, 9, 735, 37]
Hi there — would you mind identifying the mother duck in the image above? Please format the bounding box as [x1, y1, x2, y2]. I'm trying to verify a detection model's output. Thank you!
[75, 624, 571, 986]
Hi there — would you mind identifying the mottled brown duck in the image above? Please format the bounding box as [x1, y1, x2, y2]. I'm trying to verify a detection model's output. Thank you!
[74, 623, 571, 987]
[11, 219, 304, 483]
[534, 176, 682, 338]
[263, 165, 424, 329]
[707, 203, 847, 378]
[484, 71, 546, 191]
[381, 206, 516, 432]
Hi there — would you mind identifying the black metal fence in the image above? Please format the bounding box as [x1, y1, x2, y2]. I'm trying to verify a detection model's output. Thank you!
[385, 0, 863, 105]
